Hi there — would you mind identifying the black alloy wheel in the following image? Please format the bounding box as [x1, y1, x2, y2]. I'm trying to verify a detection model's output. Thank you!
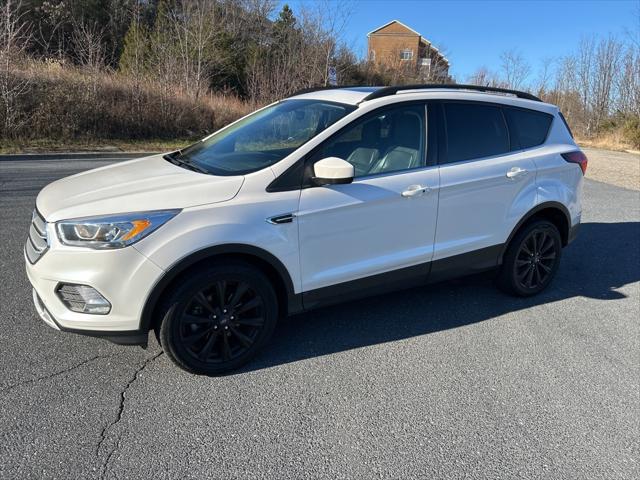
[159, 262, 278, 375]
[178, 280, 265, 364]
[514, 228, 557, 290]
[497, 219, 562, 296]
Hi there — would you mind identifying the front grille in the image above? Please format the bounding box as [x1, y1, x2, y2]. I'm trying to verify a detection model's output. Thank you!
[25, 209, 49, 264]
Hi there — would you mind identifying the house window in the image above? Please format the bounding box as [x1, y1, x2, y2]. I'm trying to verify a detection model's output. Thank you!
[369, 50, 376, 61]
[400, 49, 413, 61]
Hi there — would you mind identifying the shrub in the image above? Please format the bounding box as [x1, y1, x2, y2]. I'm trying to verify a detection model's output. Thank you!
[1, 60, 252, 143]
[622, 116, 640, 149]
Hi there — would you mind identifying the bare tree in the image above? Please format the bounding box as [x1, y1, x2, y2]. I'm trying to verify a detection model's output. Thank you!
[298, 0, 353, 86]
[31, 0, 69, 59]
[0, 0, 32, 138]
[615, 46, 639, 115]
[71, 20, 107, 70]
[534, 56, 554, 97]
[500, 49, 531, 90]
[573, 37, 596, 132]
[591, 36, 622, 126]
[467, 66, 501, 87]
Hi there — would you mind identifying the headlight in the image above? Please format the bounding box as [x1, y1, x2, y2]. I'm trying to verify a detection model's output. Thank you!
[56, 210, 180, 249]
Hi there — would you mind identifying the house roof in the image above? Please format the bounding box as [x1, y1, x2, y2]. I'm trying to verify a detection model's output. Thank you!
[367, 20, 421, 37]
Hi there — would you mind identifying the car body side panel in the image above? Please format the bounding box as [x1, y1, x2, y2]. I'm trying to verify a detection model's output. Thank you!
[297, 167, 440, 292]
[434, 150, 538, 261]
[531, 113, 582, 226]
[133, 168, 304, 293]
[531, 140, 583, 227]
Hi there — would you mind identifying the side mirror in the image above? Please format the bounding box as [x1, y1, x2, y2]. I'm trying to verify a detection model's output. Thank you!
[312, 157, 354, 186]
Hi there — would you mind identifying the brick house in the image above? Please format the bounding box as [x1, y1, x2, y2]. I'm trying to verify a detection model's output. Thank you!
[367, 20, 450, 82]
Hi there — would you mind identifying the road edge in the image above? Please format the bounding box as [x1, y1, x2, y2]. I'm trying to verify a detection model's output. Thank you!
[0, 152, 159, 162]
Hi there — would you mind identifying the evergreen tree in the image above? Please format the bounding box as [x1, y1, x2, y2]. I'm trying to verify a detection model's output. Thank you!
[118, 15, 150, 75]
[272, 4, 298, 48]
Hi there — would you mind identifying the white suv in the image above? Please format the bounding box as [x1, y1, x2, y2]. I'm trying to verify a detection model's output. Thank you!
[25, 85, 586, 374]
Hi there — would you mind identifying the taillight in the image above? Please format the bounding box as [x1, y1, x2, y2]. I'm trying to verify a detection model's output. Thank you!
[561, 151, 588, 175]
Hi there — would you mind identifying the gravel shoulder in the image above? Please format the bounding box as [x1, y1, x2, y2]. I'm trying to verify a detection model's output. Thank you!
[582, 147, 640, 191]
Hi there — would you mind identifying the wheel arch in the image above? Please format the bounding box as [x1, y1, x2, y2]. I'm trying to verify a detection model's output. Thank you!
[500, 201, 571, 263]
[139, 244, 302, 333]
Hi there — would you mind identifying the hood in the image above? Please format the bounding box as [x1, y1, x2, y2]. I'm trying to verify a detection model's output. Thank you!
[37, 154, 244, 222]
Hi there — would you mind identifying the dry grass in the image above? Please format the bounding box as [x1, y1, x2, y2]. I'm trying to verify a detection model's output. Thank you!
[0, 138, 193, 154]
[1, 60, 253, 146]
[576, 124, 640, 154]
[577, 135, 639, 154]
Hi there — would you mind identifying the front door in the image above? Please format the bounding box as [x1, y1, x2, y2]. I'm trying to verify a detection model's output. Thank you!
[297, 103, 440, 305]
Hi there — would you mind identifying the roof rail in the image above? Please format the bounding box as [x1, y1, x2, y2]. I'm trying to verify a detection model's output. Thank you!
[359, 84, 542, 103]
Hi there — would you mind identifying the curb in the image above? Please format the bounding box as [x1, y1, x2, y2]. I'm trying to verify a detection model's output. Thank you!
[0, 152, 159, 161]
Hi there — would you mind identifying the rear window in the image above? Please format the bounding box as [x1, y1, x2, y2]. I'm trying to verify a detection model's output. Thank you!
[558, 112, 573, 138]
[505, 108, 553, 149]
[443, 103, 510, 164]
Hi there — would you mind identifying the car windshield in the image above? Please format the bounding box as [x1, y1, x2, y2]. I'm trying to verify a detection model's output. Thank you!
[170, 99, 356, 176]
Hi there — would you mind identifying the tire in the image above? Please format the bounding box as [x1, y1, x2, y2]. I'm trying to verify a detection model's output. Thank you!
[496, 219, 562, 297]
[158, 261, 278, 375]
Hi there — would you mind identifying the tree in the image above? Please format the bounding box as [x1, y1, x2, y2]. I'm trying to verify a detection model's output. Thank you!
[591, 36, 622, 127]
[118, 6, 150, 77]
[0, 0, 32, 138]
[467, 66, 501, 87]
[500, 49, 531, 90]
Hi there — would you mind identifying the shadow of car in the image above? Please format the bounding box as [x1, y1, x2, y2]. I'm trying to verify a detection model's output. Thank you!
[248, 221, 640, 372]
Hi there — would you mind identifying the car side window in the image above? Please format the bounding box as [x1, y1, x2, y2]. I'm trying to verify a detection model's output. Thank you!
[442, 102, 510, 164]
[504, 107, 553, 150]
[311, 104, 426, 178]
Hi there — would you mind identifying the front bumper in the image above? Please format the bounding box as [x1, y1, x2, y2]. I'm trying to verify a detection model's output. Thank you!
[31, 289, 149, 345]
[567, 222, 580, 245]
[32, 288, 60, 331]
[25, 235, 165, 343]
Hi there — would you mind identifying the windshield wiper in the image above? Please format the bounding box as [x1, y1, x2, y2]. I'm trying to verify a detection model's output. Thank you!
[164, 151, 210, 174]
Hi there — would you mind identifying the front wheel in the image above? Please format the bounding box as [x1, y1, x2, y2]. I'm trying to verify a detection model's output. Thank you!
[496, 220, 562, 296]
[158, 262, 278, 375]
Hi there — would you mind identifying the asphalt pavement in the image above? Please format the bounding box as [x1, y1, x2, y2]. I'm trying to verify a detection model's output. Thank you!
[0, 156, 638, 479]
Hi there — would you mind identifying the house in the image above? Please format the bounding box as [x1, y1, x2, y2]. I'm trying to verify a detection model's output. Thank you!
[367, 20, 450, 82]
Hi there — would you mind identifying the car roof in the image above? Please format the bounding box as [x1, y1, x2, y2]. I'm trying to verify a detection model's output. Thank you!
[289, 86, 557, 113]
[290, 87, 381, 105]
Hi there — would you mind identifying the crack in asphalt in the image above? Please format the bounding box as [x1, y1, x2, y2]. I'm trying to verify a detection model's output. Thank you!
[96, 351, 163, 480]
[0, 354, 114, 394]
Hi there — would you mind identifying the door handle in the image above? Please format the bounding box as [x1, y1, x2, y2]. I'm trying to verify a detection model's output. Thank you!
[402, 184, 430, 197]
[506, 167, 528, 179]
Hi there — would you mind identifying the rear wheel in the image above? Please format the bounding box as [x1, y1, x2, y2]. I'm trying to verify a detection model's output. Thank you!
[496, 220, 562, 296]
[158, 262, 278, 375]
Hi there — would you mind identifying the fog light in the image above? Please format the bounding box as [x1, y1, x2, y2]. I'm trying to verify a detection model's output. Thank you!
[56, 284, 111, 315]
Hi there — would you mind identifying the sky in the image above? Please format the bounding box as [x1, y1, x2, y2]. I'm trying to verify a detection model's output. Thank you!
[279, 0, 640, 82]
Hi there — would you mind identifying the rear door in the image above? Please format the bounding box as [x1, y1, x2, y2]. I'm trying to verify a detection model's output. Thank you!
[434, 101, 538, 263]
